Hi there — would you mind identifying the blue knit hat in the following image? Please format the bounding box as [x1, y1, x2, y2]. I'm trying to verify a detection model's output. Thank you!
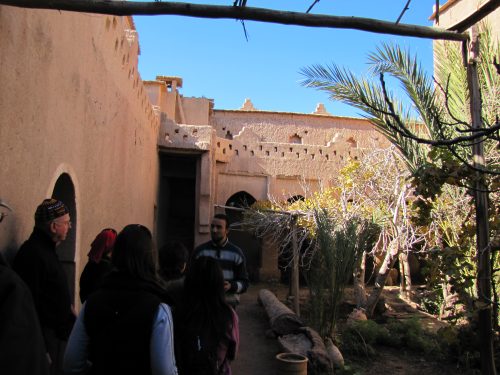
[35, 198, 69, 224]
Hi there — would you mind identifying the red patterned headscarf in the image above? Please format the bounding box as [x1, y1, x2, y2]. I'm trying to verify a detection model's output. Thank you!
[88, 228, 117, 263]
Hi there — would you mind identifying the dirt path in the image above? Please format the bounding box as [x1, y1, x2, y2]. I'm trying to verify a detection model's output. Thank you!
[231, 283, 469, 375]
[231, 282, 283, 375]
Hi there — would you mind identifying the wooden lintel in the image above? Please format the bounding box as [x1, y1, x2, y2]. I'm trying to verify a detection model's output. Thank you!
[0, 0, 469, 42]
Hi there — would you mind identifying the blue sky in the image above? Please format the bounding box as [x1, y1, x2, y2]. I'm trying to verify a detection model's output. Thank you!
[134, 1, 438, 117]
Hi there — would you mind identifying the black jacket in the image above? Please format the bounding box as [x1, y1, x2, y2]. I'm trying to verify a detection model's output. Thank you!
[0, 263, 50, 375]
[84, 271, 169, 375]
[79, 258, 114, 303]
[13, 227, 74, 340]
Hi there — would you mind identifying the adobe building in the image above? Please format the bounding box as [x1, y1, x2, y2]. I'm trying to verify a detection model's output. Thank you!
[0, 4, 387, 306]
[144, 76, 388, 280]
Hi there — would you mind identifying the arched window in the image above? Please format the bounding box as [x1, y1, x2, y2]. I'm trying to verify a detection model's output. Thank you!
[224, 191, 256, 227]
[289, 134, 302, 144]
[347, 137, 357, 147]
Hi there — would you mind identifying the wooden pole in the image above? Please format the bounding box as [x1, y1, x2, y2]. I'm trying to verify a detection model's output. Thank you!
[291, 215, 300, 317]
[0, 0, 469, 42]
[467, 26, 497, 375]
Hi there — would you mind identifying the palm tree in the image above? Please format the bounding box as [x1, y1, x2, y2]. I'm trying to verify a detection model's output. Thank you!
[301, 23, 499, 373]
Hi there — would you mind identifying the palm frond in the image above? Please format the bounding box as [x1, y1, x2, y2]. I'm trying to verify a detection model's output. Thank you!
[300, 62, 428, 173]
[367, 43, 447, 142]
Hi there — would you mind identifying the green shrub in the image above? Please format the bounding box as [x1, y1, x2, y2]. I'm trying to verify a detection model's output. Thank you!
[436, 324, 483, 371]
[386, 318, 442, 356]
[340, 318, 443, 358]
[340, 320, 392, 357]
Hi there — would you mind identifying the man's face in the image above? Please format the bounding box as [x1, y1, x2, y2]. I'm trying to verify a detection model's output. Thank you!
[51, 213, 71, 243]
[210, 217, 228, 244]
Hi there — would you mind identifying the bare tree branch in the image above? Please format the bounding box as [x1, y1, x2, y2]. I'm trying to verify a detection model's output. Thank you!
[494, 57, 500, 74]
[306, 0, 320, 14]
[232, 0, 249, 41]
[395, 0, 411, 25]
[433, 75, 471, 129]
[435, 0, 439, 25]
[0, 0, 469, 41]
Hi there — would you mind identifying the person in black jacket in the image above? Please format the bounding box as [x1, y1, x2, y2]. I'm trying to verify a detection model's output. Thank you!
[79, 228, 117, 303]
[64, 224, 178, 375]
[13, 198, 75, 375]
[0, 255, 50, 375]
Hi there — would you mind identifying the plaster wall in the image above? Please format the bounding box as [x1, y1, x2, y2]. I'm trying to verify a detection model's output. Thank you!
[216, 173, 269, 204]
[433, 0, 499, 34]
[272, 178, 324, 200]
[211, 109, 388, 204]
[181, 97, 212, 125]
[0, 7, 159, 303]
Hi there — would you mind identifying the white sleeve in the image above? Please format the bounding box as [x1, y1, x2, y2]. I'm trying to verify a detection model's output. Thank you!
[63, 303, 91, 374]
[150, 303, 178, 375]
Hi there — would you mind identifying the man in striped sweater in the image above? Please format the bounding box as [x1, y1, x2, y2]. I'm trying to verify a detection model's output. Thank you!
[191, 213, 249, 307]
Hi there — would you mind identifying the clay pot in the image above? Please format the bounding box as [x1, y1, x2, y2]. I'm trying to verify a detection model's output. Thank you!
[276, 352, 308, 375]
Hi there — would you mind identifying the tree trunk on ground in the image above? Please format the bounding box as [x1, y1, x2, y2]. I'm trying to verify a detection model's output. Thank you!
[353, 251, 368, 308]
[277, 327, 333, 373]
[364, 239, 400, 317]
[258, 289, 304, 335]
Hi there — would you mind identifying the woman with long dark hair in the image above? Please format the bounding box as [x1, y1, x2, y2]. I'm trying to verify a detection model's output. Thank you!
[64, 224, 177, 375]
[79, 228, 117, 303]
[175, 256, 239, 375]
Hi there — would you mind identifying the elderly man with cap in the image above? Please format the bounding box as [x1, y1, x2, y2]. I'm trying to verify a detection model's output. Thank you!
[13, 198, 75, 375]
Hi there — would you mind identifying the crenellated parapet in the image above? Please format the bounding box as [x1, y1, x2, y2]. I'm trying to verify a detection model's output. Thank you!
[210, 107, 388, 180]
[158, 120, 213, 151]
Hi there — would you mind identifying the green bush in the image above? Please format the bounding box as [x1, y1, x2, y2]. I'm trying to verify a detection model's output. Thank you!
[387, 318, 442, 356]
[340, 318, 442, 358]
[436, 324, 485, 371]
[340, 320, 393, 357]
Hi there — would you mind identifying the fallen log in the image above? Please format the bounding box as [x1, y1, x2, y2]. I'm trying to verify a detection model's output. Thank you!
[278, 327, 332, 373]
[258, 289, 333, 373]
[258, 289, 304, 335]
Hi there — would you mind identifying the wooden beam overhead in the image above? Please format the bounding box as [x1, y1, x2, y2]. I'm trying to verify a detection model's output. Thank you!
[0, 0, 469, 42]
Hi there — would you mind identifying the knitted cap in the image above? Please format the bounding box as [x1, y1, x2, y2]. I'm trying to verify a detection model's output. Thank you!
[35, 198, 69, 224]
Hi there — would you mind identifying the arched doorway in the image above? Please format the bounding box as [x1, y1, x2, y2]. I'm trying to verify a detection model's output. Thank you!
[52, 173, 77, 303]
[225, 191, 261, 282]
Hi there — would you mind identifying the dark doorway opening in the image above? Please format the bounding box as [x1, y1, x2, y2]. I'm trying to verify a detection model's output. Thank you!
[225, 191, 262, 282]
[52, 173, 77, 303]
[157, 153, 197, 253]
